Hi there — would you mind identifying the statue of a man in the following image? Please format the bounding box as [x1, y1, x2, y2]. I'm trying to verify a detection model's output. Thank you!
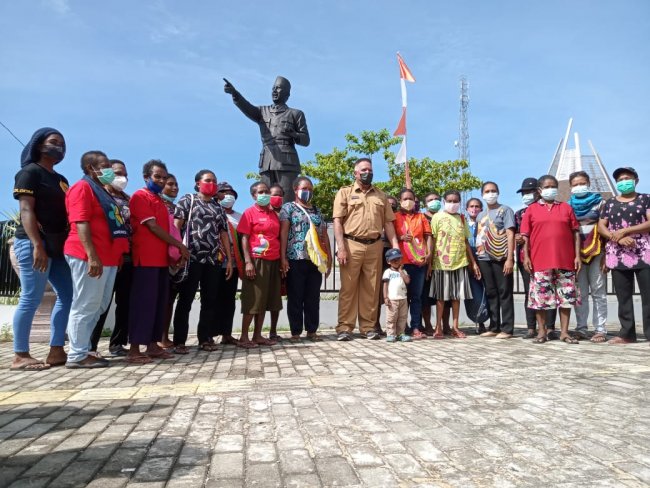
[224, 76, 310, 202]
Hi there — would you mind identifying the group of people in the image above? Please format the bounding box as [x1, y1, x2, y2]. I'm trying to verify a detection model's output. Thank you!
[8, 127, 650, 370]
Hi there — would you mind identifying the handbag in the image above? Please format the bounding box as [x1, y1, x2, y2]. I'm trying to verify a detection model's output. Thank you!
[479, 208, 508, 261]
[295, 204, 329, 273]
[170, 195, 194, 284]
[580, 225, 602, 264]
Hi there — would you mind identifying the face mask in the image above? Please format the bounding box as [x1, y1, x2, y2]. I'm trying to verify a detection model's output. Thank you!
[199, 181, 217, 197]
[161, 193, 175, 203]
[483, 192, 499, 205]
[467, 207, 481, 218]
[401, 200, 415, 212]
[616, 179, 636, 195]
[541, 188, 558, 201]
[571, 185, 590, 197]
[270, 195, 283, 208]
[298, 190, 312, 204]
[146, 178, 163, 194]
[257, 194, 271, 206]
[427, 200, 442, 212]
[359, 172, 373, 185]
[111, 176, 128, 191]
[220, 194, 236, 208]
[96, 168, 115, 185]
[445, 202, 460, 214]
[521, 193, 535, 206]
[42, 144, 65, 162]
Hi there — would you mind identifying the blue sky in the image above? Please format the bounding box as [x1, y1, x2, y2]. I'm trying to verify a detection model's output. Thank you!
[1, 0, 649, 214]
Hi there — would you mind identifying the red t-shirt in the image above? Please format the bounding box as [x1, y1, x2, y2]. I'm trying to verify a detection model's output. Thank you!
[237, 204, 280, 261]
[130, 188, 170, 267]
[64, 179, 129, 266]
[520, 200, 579, 271]
[394, 211, 432, 265]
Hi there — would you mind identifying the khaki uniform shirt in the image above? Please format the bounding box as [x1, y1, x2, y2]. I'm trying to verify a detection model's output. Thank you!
[332, 182, 395, 240]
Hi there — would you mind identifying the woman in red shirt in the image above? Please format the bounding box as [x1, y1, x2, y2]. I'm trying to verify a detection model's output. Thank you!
[394, 188, 432, 339]
[127, 160, 189, 364]
[521, 175, 580, 344]
[64, 151, 130, 368]
[237, 182, 282, 348]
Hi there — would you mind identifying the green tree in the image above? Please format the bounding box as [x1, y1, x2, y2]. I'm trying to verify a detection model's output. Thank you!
[301, 147, 355, 219]
[376, 157, 482, 199]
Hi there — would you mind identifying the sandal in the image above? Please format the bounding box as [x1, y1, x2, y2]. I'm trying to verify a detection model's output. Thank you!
[412, 330, 426, 340]
[451, 329, 466, 339]
[254, 338, 277, 346]
[572, 330, 589, 340]
[173, 345, 190, 355]
[590, 333, 607, 343]
[532, 336, 547, 344]
[269, 334, 282, 341]
[560, 336, 579, 344]
[237, 341, 259, 349]
[608, 336, 636, 344]
[522, 330, 537, 340]
[289, 336, 302, 343]
[433, 332, 445, 340]
[221, 337, 240, 346]
[148, 350, 175, 359]
[125, 355, 153, 364]
[306, 334, 322, 342]
[10, 360, 51, 371]
[199, 343, 219, 352]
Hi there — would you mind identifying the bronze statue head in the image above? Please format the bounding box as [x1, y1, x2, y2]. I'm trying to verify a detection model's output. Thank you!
[272, 76, 291, 104]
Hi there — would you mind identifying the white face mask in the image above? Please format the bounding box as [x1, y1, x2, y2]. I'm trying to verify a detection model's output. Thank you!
[444, 201, 460, 214]
[541, 188, 558, 201]
[110, 176, 128, 191]
[521, 193, 535, 206]
[220, 194, 236, 208]
[571, 185, 590, 197]
[483, 191, 499, 205]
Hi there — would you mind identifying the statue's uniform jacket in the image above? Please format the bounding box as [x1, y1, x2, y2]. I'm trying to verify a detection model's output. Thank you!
[233, 96, 310, 172]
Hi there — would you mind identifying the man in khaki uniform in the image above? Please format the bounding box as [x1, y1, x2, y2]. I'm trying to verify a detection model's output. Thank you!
[333, 158, 399, 340]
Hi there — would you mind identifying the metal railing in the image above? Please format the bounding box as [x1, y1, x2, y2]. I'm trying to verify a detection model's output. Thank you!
[0, 221, 20, 297]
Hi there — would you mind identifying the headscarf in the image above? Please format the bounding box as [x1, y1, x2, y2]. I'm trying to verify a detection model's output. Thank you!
[568, 192, 602, 219]
[20, 127, 65, 167]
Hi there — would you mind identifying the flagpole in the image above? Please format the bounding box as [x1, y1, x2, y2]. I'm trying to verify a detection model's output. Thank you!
[394, 53, 415, 190]
[404, 137, 411, 189]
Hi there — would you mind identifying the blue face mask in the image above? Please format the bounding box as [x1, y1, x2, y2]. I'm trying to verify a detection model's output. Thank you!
[298, 190, 312, 203]
[146, 178, 164, 194]
[161, 193, 175, 203]
[256, 194, 271, 206]
[427, 200, 442, 212]
[521, 193, 535, 206]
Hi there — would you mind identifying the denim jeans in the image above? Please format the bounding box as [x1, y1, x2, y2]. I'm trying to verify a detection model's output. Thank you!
[65, 256, 117, 363]
[12, 237, 73, 352]
[404, 264, 427, 332]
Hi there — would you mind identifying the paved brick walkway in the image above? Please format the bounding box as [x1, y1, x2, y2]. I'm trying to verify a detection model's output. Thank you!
[0, 329, 649, 487]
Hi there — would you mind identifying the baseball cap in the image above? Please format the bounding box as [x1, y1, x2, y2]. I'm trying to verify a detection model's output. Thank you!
[217, 181, 238, 199]
[385, 248, 402, 262]
[612, 167, 638, 180]
[517, 177, 538, 193]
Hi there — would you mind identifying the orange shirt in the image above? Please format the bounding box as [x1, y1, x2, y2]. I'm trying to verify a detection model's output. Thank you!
[394, 211, 431, 265]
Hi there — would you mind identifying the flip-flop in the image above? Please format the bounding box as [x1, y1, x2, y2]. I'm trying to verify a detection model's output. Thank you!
[269, 334, 282, 341]
[306, 334, 322, 342]
[451, 329, 467, 339]
[433, 332, 445, 340]
[590, 333, 607, 343]
[561, 336, 579, 344]
[198, 343, 218, 352]
[173, 345, 190, 355]
[221, 337, 240, 346]
[254, 338, 277, 346]
[10, 361, 51, 371]
[532, 336, 547, 344]
[238, 341, 259, 349]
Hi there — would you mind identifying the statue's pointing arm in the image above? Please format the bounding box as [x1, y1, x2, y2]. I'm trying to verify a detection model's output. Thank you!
[223, 78, 262, 122]
[293, 110, 310, 147]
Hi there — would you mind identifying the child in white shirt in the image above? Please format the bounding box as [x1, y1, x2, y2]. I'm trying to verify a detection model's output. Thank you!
[382, 249, 412, 342]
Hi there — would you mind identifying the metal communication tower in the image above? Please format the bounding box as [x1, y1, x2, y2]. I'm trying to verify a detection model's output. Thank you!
[458, 76, 470, 166]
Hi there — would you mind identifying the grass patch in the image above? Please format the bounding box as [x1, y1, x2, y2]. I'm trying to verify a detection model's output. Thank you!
[0, 296, 19, 306]
[0, 323, 13, 342]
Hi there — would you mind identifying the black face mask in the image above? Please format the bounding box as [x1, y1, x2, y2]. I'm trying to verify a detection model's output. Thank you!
[359, 172, 373, 185]
[42, 144, 65, 162]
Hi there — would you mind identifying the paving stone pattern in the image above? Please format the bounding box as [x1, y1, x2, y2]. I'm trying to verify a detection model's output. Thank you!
[0, 329, 649, 487]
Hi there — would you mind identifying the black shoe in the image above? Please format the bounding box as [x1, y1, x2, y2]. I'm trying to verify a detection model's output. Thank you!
[337, 332, 352, 341]
[366, 331, 381, 340]
[109, 346, 128, 357]
[546, 330, 560, 341]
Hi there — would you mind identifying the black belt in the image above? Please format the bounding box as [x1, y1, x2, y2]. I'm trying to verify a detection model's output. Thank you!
[344, 234, 380, 245]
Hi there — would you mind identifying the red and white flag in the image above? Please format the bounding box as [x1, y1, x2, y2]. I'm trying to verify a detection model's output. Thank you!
[394, 53, 415, 171]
